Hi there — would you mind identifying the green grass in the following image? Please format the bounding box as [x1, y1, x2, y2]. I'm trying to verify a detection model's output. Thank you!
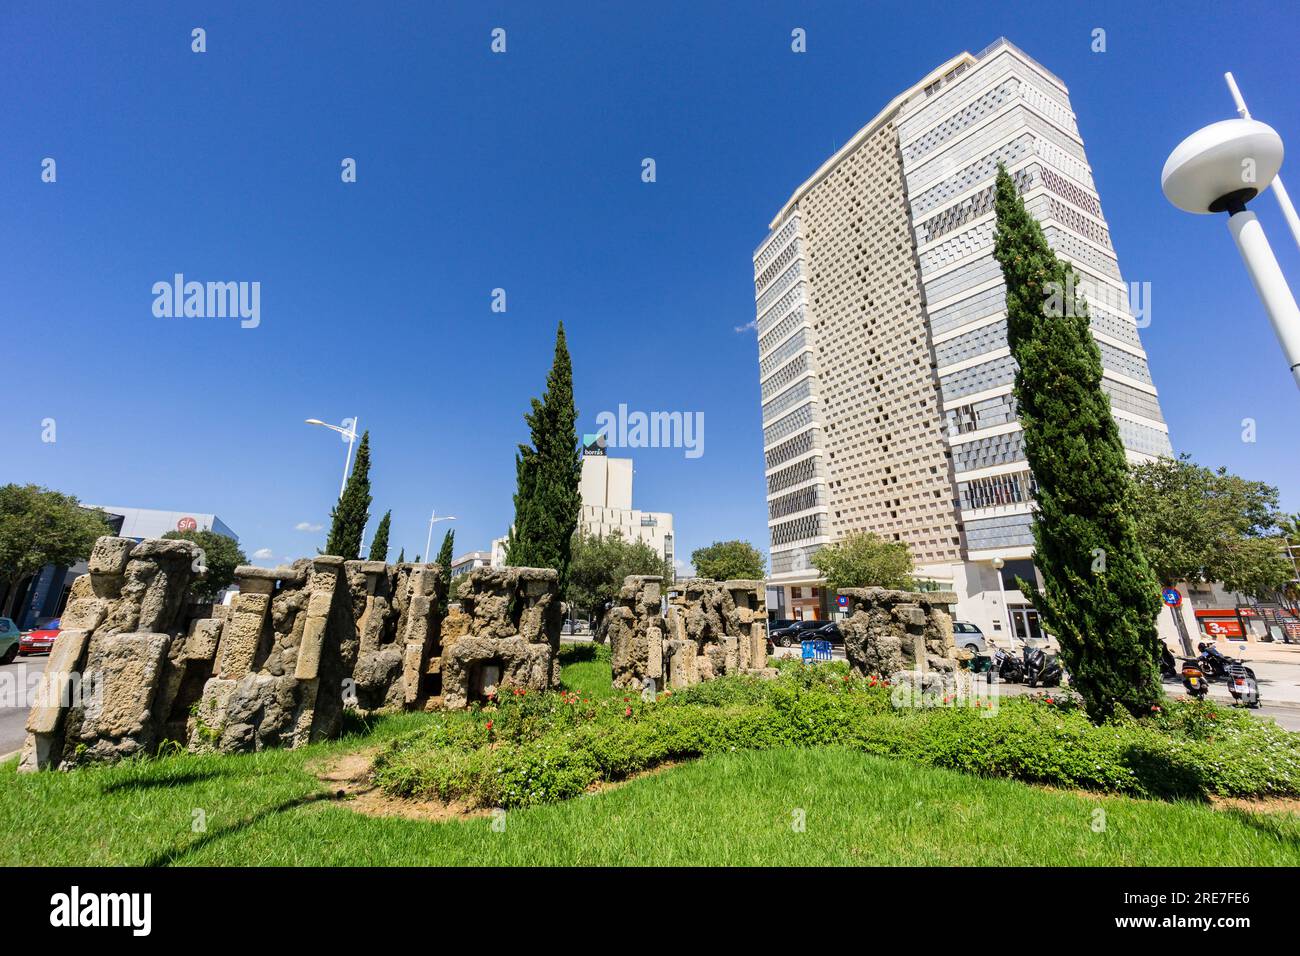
[3, 742, 1298, 865]
[1, 643, 1297, 866]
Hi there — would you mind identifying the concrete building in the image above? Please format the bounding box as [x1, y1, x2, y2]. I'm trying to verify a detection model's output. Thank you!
[486, 456, 675, 574]
[752, 38, 1172, 641]
[450, 551, 492, 578]
[578, 455, 675, 569]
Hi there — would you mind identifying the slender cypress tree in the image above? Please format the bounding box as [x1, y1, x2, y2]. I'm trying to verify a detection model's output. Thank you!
[367, 509, 391, 561]
[396, 547, 406, 564]
[435, 528, 455, 616]
[991, 165, 1163, 721]
[324, 430, 372, 558]
[505, 322, 582, 590]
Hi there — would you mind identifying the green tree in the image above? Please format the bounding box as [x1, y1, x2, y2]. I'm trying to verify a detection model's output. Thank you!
[505, 322, 582, 590]
[161, 528, 248, 603]
[567, 529, 672, 629]
[690, 540, 765, 581]
[367, 510, 392, 562]
[435, 528, 455, 616]
[396, 547, 406, 564]
[323, 430, 372, 558]
[0, 484, 112, 616]
[1131, 455, 1293, 606]
[992, 164, 1163, 722]
[811, 532, 914, 591]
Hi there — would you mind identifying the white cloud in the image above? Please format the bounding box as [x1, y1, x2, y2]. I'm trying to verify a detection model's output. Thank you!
[733, 319, 757, 334]
[252, 548, 274, 560]
[295, 521, 323, 532]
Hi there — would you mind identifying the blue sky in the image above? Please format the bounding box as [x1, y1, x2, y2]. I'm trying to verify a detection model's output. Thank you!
[3, 0, 1298, 568]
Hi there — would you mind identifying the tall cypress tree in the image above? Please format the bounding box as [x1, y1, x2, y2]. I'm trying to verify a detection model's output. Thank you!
[991, 165, 1163, 721]
[505, 322, 582, 590]
[396, 547, 406, 564]
[367, 509, 391, 561]
[435, 528, 455, 616]
[324, 430, 372, 558]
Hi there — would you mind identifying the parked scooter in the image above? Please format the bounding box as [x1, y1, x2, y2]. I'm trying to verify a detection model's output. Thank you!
[1224, 658, 1261, 708]
[1159, 644, 1177, 679]
[992, 646, 1024, 683]
[1180, 657, 1210, 699]
[1023, 645, 1062, 687]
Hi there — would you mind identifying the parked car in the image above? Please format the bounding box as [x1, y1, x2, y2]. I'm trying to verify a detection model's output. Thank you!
[19, 617, 61, 656]
[560, 619, 591, 636]
[0, 617, 20, 665]
[952, 621, 987, 654]
[811, 622, 844, 645]
[770, 619, 824, 647]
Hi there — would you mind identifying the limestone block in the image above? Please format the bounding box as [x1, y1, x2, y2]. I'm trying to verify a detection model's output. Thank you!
[217, 592, 270, 680]
[25, 628, 91, 735]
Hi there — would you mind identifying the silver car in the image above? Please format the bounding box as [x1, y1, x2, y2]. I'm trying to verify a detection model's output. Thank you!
[953, 621, 987, 654]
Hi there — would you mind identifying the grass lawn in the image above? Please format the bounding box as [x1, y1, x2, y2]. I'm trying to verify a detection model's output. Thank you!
[2, 645, 1298, 866]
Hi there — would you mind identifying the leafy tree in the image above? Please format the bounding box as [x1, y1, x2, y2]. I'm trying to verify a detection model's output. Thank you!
[0, 484, 112, 616]
[992, 164, 1163, 722]
[690, 540, 765, 581]
[1131, 455, 1293, 604]
[567, 529, 672, 630]
[323, 430, 372, 558]
[161, 528, 247, 603]
[811, 531, 914, 591]
[435, 528, 454, 616]
[367, 510, 391, 562]
[505, 322, 582, 590]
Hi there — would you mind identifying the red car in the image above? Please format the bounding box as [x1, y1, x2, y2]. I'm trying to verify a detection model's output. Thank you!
[19, 619, 60, 656]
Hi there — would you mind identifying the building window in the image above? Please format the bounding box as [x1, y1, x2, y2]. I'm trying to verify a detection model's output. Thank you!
[791, 587, 803, 599]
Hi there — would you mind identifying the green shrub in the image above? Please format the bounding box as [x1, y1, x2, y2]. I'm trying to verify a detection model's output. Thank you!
[370, 660, 1300, 809]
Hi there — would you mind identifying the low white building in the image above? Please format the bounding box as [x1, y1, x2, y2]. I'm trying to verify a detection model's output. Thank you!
[579, 456, 674, 569]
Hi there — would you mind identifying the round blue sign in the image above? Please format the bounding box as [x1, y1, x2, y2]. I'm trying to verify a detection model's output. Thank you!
[837, 595, 848, 607]
[1162, 588, 1182, 607]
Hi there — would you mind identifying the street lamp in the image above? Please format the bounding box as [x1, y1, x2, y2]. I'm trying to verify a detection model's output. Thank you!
[423, 511, 457, 565]
[1161, 116, 1300, 389]
[305, 417, 359, 499]
[991, 557, 1015, 651]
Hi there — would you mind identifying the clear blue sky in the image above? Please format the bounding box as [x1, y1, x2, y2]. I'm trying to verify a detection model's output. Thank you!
[3, 1, 1298, 568]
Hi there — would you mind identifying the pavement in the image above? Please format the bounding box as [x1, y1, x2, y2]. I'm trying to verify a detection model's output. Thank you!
[0, 655, 47, 758]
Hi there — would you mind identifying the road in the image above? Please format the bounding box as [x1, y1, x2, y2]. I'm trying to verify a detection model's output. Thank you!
[0, 655, 46, 758]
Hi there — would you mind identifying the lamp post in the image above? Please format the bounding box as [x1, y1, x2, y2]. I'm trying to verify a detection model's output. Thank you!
[305, 417, 359, 499]
[1162, 115, 1300, 389]
[1225, 73, 1300, 253]
[423, 511, 457, 566]
[992, 557, 1014, 651]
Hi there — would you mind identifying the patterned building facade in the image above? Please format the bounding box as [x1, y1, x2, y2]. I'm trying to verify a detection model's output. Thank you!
[754, 39, 1171, 639]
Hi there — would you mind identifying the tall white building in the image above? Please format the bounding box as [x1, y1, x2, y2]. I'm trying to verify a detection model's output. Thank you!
[752, 38, 1171, 640]
[489, 455, 676, 572]
[579, 455, 675, 569]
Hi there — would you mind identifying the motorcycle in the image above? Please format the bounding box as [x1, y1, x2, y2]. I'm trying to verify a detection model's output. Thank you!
[1180, 657, 1209, 699]
[1224, 658, 1260, 708]
[1196, 642, 1231, 681]
[992, 646, 1024, 683]
[1023, 645, 1062, 687]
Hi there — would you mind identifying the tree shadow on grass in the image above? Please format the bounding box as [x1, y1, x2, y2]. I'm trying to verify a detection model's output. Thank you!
[139, 791, 336, 866]
[1120, 745, 1211, 802]
[100, 766, 239, 794]
[1217, 807, 1300, 854]
[557, 642, 604, 664]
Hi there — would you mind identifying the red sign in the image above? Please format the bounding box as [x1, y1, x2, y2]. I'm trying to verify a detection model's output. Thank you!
[176, 516, 198, 532]
[1202, 619, 1244, 638]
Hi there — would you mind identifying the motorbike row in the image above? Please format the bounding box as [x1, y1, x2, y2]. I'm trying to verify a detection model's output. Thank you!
[989, 644, 1064, 687]
[1160, 642, 1261, 708]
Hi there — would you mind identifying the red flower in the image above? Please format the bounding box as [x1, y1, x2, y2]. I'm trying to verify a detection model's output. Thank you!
[624, 707, 632, 717]
[485, 720, 493, 730]
[1046, 697, 1054, 704]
